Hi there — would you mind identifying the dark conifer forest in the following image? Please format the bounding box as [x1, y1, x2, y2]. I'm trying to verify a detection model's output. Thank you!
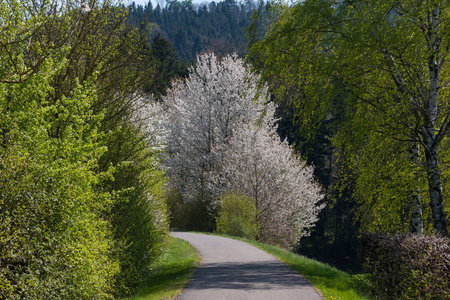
[127, 0, 261, 61]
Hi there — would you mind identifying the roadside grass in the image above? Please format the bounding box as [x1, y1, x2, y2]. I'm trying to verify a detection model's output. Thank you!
[211, 233, 373, 300]
[130, 236, 200, 300]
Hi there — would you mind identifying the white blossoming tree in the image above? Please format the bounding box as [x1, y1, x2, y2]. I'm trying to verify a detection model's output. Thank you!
[163, 52, 323, 243]
[221, 108, 324, 246]
[163, 53, 266, 229]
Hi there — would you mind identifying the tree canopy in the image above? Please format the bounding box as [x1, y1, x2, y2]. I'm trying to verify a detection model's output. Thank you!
[249, 0, 450, 235]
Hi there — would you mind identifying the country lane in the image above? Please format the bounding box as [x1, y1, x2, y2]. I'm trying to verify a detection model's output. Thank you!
[171, 232, 323, 300]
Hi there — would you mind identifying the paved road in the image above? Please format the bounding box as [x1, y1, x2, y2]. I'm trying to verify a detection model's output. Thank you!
[171, 232, 323, 300]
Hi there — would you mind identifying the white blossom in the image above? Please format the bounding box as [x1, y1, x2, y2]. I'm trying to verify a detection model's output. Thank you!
[221, 112, 324, 246]
[162, 53, 266, 201]
[131, 96, 167, 152]
[162, 52, 323, 245]
[81, 2, 90, 12]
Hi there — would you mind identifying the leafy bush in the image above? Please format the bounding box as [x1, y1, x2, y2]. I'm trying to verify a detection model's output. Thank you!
[361, 233, 450, 299]
[105, 136, 169, 296]
[216, 193, 259, 240]
[0, 60, 118, 299]
[45, 1, 169, 295]
[0, 1, 169, 298]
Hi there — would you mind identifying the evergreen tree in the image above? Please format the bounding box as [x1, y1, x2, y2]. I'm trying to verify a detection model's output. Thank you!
[147, 34, 188, 98]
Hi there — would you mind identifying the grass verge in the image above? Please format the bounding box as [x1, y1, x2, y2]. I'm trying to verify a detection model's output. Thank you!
[130, 236, 200, 300]
[212, 233, 372, 300]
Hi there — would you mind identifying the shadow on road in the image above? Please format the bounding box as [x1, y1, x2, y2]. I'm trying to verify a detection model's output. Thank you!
[187, 260, 311, 290]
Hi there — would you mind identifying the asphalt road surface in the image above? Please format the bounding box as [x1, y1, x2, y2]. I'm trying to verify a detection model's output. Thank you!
[171, 232, 323, 300]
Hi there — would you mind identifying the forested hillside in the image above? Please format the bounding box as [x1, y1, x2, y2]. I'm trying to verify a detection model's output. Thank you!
[127, 0, 263, 61]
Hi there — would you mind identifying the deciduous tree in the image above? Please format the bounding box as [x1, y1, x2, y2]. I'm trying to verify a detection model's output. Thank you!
[0, 0, 169, 297]
[221, 105, 324, 246]
[163, 52, 323, 245]
[163, 53, 267, 229]
[249, 0, 450, 235]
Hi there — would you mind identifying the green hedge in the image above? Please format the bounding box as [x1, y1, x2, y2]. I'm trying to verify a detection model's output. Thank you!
[0, 1, 169, 297]
[0, 60, 117, 299]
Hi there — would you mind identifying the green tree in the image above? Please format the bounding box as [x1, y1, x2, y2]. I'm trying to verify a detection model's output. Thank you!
[0, 0, 78, 84]
[249, 0, 450, 235]
[146, 34, 187, 98]
[0, 1, 121, 298]
[47, 2, 169, 295]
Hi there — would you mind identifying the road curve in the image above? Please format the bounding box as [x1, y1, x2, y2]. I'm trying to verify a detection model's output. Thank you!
[171, 232, 323, 300]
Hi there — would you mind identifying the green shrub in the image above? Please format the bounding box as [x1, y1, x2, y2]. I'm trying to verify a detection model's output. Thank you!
[0, 1, 169, 298]
[216, 193, 259, 240]
[0, 60, 118, 299]
[106, 148, 169, 297]
[361, 233, 450, 299]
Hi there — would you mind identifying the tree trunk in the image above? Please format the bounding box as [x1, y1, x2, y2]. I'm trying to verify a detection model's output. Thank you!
[421, 3, 448, 236]
[423, 138, 448, 235]
[409, 143, 423, 235]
